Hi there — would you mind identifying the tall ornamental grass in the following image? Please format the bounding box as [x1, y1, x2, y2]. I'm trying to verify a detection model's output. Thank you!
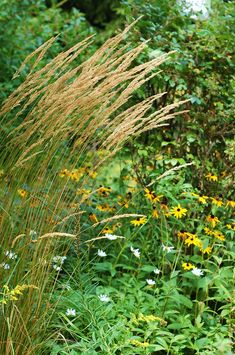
[0, 22, 186, 354]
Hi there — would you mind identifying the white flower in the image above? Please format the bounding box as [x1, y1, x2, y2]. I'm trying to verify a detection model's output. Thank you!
[52, 256, 66, 265]
[98, 294, 110, 302]
[66, 308, 76, 316]
[178, 0, 209, 19]
[162, 244, 174, 253]
[53, 265, 62, 271]
[153, 268, 161, 275]
[191, 268, 204, 277]
[97, 249, 107, 257]
[5, 250, 17, 260]
[1, 263, 10, 269]
[104, 233, 124, 240]
[146, 279, 156, 286]
[130, 246, 141, 258]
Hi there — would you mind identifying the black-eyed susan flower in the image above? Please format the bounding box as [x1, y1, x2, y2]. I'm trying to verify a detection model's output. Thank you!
[177, 230, 188, 240]
[200, 246, 212, 255]
[130, 216, 147, 226]
[211, 197, 223, 207]
[96, 204, 116, 213]
[206, 215, 220, 228]
[98, 186, 112, 197]
[144, 188, 155, 202]
[58, 168, 70, 177]
[102, 226, 114, 234]
[221, 171, 227, 178]
[76, 188, 91, 196]
[160, 203, 168, 211]
[226, 223, 235, 231]
[182, 262, 194, 271]
[213, 230, 225, 241]
[205, 173, 218, 182]
[152, 206, 159, 218]
[144, 188, 163, 203]
[198, 195, 209, 204]
[184, 234, 202, 248]
[204, 227, 214, 235]
[226, 200, 235, 208]
[191, 192, 199, 197]
[17, 189, 27, 198]
[171, 204, 187, 219]
[89, 213, 98, 223]
[117, 195, 129, 208]
[69, 169, 83, 181]
[88, 171, 97, 179]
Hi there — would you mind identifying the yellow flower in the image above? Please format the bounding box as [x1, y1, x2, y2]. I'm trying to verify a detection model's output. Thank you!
[89, 213, 98, 224]
[221, 171, 227, 178]
[204, 227, 214, 235]
[69, 169, 83, 181]
[59, 168, 70, 177]
[101, 226, 114, 234]
[0, 169, 4, 178]
[213, 230, 225, 241]
[160, 203, 168, 211]
[205, 173, 218, 182]
[198, 195, 209, 204]
[182, 262, 194, 270]
[70, 202, 79, 208]
[206, 215, 220, 228]
[98, 186, 112, 197]
[191, 192, 199, 197]
[177, 230, 188, 240]
[88, 171, 97, 179]
[130, 340, 149, 348]
[171, 204, 187, 219]
[211, 197, 223, 207]
[97, 204, 116, 213]
[138, 314, 166, 325]
[1, 284, 38, 305]
[226, 224, 235, 231]
[144, 188, 162, 203]
[184, 234, 202, 248]
[117, 195, 129, 208]
[226, 200, 235, 208]
[17, 189, 27, 198]
[152, 206, 159, 218]
[76, 188, 91, 196]
[200, 246, 212, 255]
[130, 216, 147, 226]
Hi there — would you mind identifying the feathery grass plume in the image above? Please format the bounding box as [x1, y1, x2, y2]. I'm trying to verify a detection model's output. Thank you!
[0, 22, 187, 353]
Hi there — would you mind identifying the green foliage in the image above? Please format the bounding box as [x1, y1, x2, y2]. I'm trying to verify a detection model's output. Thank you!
[0, 0, 95, 102]
[0, 0, 234, 353]
[113, 0, 235, 187]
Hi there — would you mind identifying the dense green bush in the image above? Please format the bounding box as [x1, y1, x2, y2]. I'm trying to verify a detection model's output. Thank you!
[0, 0, 95, 102]
[112, 0, 235, 190]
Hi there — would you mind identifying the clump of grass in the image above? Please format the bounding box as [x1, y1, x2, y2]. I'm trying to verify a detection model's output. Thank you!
[0, 22, 186, 353]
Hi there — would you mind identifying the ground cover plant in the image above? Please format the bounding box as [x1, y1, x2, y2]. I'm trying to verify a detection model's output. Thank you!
[0, 1, 234, 354]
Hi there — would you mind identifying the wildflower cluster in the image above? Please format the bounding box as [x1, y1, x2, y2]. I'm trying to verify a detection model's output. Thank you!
[52, 256, 67, 271]
[0, 284, 37, 304]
